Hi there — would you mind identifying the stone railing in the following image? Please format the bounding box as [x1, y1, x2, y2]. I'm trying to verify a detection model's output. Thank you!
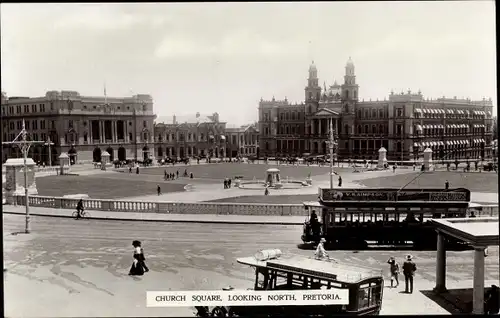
[12, 195, 306, 216]
[10, 195, 499, 217]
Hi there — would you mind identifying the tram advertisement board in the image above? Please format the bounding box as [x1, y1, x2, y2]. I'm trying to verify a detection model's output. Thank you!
[320, 188, 470, 202]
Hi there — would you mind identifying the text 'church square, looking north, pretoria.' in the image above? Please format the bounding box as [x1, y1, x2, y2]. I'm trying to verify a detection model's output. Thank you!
[258, 58, 494, 162]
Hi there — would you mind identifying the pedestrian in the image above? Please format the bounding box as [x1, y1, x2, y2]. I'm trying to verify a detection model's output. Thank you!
[387, 257, 400, 288]
[176, 170, 179, 179]
[164, 170, 167, 178]
[485, 285, 500, 315]
[190, 172, 194, 179]
[136, 166, 139, 174]
[228, 179, 231, 188]
[445, 180, 449, 190]
[129, 240, 149, 276]
[413, 163, 416, 171]
[402, 254, 417, 293]
[314, 238, 329, 260]
[338, 176, 342, 187]
[157, 185, 161, 196]
[129, 167, 132, 173]
[264, 186, 269, 196]
[224, 179, 227, 189]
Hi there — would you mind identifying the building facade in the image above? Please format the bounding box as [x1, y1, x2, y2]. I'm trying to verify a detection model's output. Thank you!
[258, 59, 495, 161]
[1, 90, 156, 164]
[225, 124, 260, 158]
[153, 113, 227, 159]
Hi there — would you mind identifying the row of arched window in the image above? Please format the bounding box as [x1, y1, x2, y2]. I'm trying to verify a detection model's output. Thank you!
[356, 124, 387, 135]
[356, 109, 387, 119]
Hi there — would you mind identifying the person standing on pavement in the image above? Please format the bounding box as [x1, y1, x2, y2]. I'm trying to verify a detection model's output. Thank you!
[157, 185, 161, 196]
[338, 176, 342, 187]
[445, 180, 449, 190]
[402, 254, 417, 293]
[387, 257, 400, 288]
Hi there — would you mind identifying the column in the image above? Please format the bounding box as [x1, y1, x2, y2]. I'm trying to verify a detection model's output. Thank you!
[90, 121, 93, 144]
[311, 120, 315, 136]
[223, 146, 226, 158]
[100, 121, 104, 143]
[434, 231, 447, 293]
[318, 119, 322, 137]
[112, 121, 116, 143]
[472, 246, 486, 315]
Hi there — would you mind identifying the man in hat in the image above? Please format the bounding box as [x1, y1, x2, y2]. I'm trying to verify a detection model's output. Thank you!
[402, 254, 417, 293]
[387, 257, 400, 288]
[314, 238, 329, 260]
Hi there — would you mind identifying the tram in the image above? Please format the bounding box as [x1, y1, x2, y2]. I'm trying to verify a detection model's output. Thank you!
[301, 188, 472, 249]
[196, 249, 384, 317]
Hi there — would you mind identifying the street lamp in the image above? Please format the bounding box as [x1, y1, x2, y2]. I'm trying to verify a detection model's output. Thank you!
[327, 118, 338, 189]
[44, 137, 55, 167]
[2, 120, 45, 233]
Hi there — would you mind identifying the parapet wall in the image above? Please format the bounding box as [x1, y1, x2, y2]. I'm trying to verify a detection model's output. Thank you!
[11, 195, 499, 217]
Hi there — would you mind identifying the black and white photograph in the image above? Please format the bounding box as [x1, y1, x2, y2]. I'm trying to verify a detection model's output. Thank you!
[1, 1, 498, 317]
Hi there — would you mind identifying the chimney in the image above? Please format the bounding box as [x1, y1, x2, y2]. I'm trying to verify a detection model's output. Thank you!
[196, 112, 200, 118]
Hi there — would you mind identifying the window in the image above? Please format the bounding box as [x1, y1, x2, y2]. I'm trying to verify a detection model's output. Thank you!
[68, 120, 73, 128]
[379, 125, 384, 134]
[41, 120, 46, 129]
[357, 125, 362, 134]
[143, 121, 147, 128]
[16, 106, 21, 113]
[31, 104, 37, 112]
[372, 110, 377, 118]
[51, 121, 55, 129]
[84, 133, 88, 143]
[372, 125, 377, 134]
[33, 133, 38, 141]
[379, 109, 384, 118]
[33, 120, 38, 130]
[9, 122, 14, 130]
[129, 132, 133, 141]
[364, 125, 369, 134]
[188, 133, 192, 141]
[17, 120, 22, 129]
[396, 124, 403, 135]
[24, 105, 29, 113]
[397, 108, 403, 117]
[40, 104, 45, 112]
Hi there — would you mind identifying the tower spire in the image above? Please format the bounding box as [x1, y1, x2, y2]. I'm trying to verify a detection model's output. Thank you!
[104, 82, 107, 105]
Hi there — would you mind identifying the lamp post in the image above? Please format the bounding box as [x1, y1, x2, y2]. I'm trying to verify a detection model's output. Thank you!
[2, 120, 45, 233]
[328, 118, 337, 189]
[44, 137, 54, 167]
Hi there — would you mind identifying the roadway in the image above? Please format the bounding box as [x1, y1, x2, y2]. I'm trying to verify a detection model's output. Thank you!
[4, 214, 499, 317]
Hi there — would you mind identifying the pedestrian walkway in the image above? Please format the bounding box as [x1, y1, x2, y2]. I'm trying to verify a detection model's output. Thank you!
[2, 206, 305, 225]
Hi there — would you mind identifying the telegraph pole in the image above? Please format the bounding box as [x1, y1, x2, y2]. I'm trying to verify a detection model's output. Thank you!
[2, 120, 45, 233]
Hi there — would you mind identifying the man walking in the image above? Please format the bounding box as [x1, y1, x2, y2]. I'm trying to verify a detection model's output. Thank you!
[402, 254, 417, 293]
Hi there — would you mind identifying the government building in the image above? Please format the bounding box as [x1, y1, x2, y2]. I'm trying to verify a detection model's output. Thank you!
[258, 59, 495, 161]
[1, 91, 156, 165]
[153, 113, 228, 159]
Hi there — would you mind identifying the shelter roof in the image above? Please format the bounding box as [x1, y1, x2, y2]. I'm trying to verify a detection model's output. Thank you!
[431, 217, 499, 247]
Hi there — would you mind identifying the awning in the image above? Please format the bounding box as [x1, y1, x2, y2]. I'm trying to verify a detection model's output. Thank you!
[220, 135, 226, 140]
[461, 140, 466, 145]
[488, 111, 492, 116]
[416, 124, 423, 131]
[209, 135, 214, 139]
[413, 142, 420, 147]
[481, 139, 485, 143]
[453, 140, 457, 145]
[431, 141, 437, 146]
[440, 125, 445, 129]
[415, 108, 422, 112]
[481, 111, 486, 115]
[465, 140, 469, 144]
[446, 141, 452, 145]
[464, 110, 469, 115]
[439, 141, 445, 146]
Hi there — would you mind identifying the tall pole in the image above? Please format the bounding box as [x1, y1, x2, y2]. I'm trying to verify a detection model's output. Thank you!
[2, 119, 44, 233]
[45, 136, 54, 167]
[133, 107, 138, 162]
[329, 118, 334, 189]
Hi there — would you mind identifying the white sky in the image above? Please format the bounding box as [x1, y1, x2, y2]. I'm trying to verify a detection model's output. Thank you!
[1, 2, 496, 125]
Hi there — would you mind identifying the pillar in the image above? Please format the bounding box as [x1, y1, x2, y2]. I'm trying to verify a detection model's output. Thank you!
[100, 121, 105, 143]
[434, 231, 447, 293]
[311, 120, 315, 136]
[472, 246, 486, 315]
[90, 121, 93, 144]
[318, 119, 322, 136]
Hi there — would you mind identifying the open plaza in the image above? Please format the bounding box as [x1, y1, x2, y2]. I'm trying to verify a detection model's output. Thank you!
[3, 160, 499, 316]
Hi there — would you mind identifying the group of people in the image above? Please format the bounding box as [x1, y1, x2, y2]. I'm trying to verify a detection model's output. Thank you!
[386, 255, 417, 293]
[223, 178, 232, 189]
[164, 169, 194, 181]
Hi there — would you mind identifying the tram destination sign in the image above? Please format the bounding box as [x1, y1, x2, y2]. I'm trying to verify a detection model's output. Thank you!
[320, 188, 470, 202]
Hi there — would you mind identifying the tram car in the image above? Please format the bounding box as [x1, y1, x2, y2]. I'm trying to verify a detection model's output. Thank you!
[302, 188, 472, 249]
[196, 249, 384, 317]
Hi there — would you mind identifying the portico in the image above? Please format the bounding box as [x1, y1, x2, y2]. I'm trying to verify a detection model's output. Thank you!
[308, 108, 340, 155]
[431, 217, 499, 314]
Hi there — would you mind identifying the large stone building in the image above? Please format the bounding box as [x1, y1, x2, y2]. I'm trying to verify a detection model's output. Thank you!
[258, 59, 495, 161]
[1, 90, 156, 164]
[153, 113, 227, 159]
[225, 124, 260, 158]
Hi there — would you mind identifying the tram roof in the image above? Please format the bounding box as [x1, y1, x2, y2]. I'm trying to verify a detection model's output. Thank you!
[237, 254, 381, 284]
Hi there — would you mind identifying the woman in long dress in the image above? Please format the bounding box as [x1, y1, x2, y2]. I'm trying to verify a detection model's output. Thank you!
[129, 240, 148, 276]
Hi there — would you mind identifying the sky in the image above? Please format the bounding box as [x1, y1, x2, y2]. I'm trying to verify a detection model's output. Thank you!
[1, 2, 496, 126]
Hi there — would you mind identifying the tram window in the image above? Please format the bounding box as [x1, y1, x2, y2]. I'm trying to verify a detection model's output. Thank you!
[255, 269, 268, 290]
[328, 213, 334, 226]
[387, 214, 395, 222]
[334, 214, 341, 223]
[376, 214, 383, 222]
[358, 285, 382, 309]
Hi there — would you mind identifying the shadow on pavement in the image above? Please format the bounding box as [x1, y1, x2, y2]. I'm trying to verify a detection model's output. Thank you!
[421, 288, 479, 314]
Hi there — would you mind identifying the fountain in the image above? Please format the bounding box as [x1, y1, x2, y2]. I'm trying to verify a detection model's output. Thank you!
[237, 168, 310, 190]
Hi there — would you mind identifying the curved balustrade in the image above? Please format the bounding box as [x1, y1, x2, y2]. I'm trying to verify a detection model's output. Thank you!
[11, 195, 498, 217]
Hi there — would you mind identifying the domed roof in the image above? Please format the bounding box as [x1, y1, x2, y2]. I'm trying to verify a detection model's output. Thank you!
[346, 57, 354, 67]
[309, 60, 317, 72]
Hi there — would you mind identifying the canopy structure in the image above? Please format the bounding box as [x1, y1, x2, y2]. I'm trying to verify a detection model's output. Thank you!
[431, 217, 499, 314]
